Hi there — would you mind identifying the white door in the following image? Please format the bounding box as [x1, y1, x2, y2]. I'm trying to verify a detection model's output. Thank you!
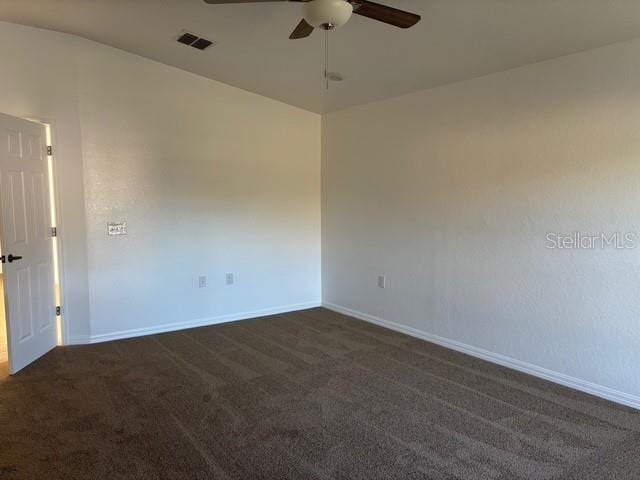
[0, 113, 56, 374]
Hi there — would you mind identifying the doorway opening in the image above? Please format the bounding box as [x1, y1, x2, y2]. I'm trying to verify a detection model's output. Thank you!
[45, 123, 63, 346]
[0, 236, 6, 369]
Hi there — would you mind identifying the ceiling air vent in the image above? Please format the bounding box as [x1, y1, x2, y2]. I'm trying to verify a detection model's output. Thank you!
[177, 32, 215, 51]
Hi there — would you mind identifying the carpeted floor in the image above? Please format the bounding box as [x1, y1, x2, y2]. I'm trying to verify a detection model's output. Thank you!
[0, 307, 639, 479]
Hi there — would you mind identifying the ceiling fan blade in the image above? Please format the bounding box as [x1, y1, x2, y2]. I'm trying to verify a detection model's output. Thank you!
[351, 0, 420, 29]
[289, 18, 314, 39]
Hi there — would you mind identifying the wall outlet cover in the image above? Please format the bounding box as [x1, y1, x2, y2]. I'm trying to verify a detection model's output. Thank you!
[107, 222, 127, 236]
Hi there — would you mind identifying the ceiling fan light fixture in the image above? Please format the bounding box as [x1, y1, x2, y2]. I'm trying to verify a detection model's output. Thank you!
[303, 0, 353, 29]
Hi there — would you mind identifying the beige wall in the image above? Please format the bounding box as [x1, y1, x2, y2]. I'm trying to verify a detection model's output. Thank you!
[322, 38, 640, 407]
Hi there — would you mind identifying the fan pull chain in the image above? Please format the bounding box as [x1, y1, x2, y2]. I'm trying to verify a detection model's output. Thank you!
[324, 27, 329, 90]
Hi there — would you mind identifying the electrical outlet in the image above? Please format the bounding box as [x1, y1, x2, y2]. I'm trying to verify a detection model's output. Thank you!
[199, 276, 207, 288]
[378, 275, 386, 289]
[226, 273, 234, 286]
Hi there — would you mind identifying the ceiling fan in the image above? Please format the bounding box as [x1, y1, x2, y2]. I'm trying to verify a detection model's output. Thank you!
[203, 0, 421, 39]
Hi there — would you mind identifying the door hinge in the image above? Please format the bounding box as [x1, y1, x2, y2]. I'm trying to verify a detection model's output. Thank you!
[51, 227, 57, 237]
[56, 306, 61, 316]
[47, 145, 53, 156]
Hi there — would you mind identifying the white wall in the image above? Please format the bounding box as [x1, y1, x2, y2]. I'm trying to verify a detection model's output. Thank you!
[76, 42, 321, 340]
[322, 39, 640, 407]
[0, 22, 321, 343]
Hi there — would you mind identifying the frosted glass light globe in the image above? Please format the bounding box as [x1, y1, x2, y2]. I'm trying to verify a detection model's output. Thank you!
[303, 0, 353, 29]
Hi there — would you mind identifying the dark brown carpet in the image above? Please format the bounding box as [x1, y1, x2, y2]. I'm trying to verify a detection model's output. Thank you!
[0, 307, 639, 479]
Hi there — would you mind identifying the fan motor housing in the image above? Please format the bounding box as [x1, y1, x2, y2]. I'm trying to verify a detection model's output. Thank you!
[303, 0, 354, 29]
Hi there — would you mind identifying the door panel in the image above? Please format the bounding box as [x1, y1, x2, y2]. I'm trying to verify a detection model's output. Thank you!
[9, 172, 27, 244]
[0, 113, 56, 373]
[16, 267, 33, 341]
[7, 131, 21, 157]
[36, 261, 53, 331]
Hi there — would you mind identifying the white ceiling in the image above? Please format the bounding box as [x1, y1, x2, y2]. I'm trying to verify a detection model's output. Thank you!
[2, 0, 640, 113]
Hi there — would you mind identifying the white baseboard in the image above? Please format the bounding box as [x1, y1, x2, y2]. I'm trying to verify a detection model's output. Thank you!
[66, 335, 91, 345]
[323, 302, 640, 411]
[67, 301, 321, 346]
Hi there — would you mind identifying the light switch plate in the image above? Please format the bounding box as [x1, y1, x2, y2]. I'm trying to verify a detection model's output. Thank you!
[107, 222, 127, 236]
